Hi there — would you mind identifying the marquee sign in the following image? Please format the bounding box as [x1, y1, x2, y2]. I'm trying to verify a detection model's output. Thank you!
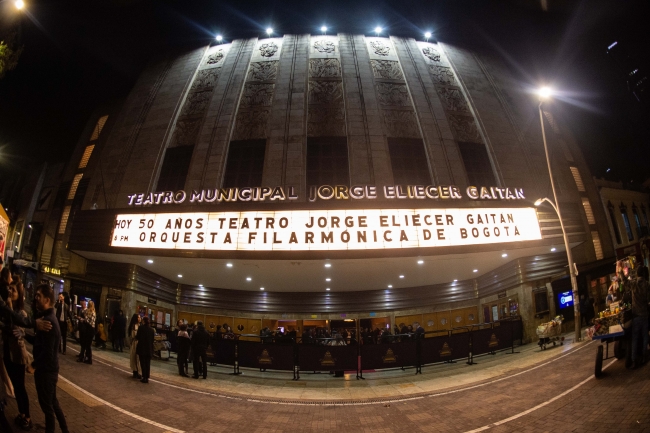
[110, 207, 542, 251]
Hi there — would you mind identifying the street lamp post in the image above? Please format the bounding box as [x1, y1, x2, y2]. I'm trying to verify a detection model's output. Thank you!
[535, 87, 581, 343]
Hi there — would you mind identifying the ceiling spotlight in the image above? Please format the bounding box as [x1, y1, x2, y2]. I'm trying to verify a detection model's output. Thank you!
[473, 269, 478, 273]
[374, 26, 383, 35]
[260, 287, 265, 291]
[399, 275, 404, 279]
[551, 247, 557, 252]
[147, 259, 153, 264]
[417, 260, 424, 264]
[246, 277, 252, 281]
[15, 0, 24, 10]
[321, 25, 327, 33]
[326, 278, 331, 282]
[324, 263, 332, 268]
[326, 288, 330, 291]
[60, 279, 64, 283]
[502, 253, 508, 258]
[388, 285, 392, 288]
[453, 279, 458, 282]
[266, 27, 273, 36]
[199, 284, 204, 287]
[216, 35, 223, 42]
[424, 31, 432, 40]
[226, 263, 233, 267]
[178, 274, 183, 278]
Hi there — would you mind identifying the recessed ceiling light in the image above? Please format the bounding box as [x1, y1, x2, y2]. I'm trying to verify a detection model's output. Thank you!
[388, 285, 393, 288]
[473, 269, 478, 273]
[551, 247, 556, 252]
[326, 278, 331, 282]
[260, 287, 264, 291]
[60, 280, 64, 283]
[453, 279, 458, 282]
[178, 274, 183, 278]
[399, 275, 404, 279]
[326, 288, 330, 291]
[147, 259, 153, 264]
[226, 263, 233, 267]
[417, 260, 424, 264]
[324, 263, 331, 268]
[502, 253, 508, 258]
[246, 277, 252, 281]
[199, 284, 203, 287]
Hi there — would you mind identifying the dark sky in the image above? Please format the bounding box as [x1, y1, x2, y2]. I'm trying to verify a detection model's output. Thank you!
[1, 0, 649, 186]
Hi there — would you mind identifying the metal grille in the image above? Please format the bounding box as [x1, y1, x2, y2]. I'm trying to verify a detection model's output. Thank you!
[67, 174, 83, 200]
[78, 145, 95, 169]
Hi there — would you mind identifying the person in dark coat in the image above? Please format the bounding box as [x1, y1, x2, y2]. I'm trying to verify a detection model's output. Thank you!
[54, 293, 70, 354]
[176, 322, 190, 377]
[112, 310, 127, 352]
[135, 316, 155, 383]
[191, 321, 210, 379]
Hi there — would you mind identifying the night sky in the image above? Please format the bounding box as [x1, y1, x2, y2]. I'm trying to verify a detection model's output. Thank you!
[0, 0, 649, 187]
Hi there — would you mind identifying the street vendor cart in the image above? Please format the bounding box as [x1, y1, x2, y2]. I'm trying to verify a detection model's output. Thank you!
[590, 308, 632, 377]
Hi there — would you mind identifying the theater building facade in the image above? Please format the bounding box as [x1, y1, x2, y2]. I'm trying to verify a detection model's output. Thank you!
[41, 34, 614, 342]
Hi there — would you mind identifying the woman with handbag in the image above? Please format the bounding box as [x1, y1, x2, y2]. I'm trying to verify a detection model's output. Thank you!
[128, 314, 142, 379]
[3, 281, 33, 430]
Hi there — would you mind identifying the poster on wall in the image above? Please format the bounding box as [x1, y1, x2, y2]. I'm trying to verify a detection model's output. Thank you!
[0, 204, 9, 263]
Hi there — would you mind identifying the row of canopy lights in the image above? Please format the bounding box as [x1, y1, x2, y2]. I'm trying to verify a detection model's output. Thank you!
[214, 27, 434, 43]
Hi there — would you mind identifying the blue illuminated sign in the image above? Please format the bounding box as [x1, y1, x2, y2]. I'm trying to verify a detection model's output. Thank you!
[559, 291, 574, 309]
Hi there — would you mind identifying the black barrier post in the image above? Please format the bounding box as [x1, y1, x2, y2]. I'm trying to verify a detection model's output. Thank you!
[230, 338, 242, 375]
[356, 343, 364, 380]
[467, 326, 475, 365]
[444, 330, 456, 364]
[415, 335, 422, 374]
[293, 340, 300, 380]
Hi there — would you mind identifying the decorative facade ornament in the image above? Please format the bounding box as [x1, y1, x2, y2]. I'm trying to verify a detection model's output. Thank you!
[241, 83, 275, 107]
[309, 81, 343, 105]
[173, 118, 202, 147]
[234, 110, 270, 140]
[428, 65, 456, 86]
[382, 109, 419, 138]
[370, 60, 404, 80]
[191, 69, 219, 92]
[422, 47, 441, 62]
[448, 114, 481, 142]
[375, 83, 410, 107]
[181, 91, 211, 118]
[248, 61, 279, 82]
[437, 87, 469, 113]
[309, 59, 341, 78]
[205, 50, 224, 65]
[313, 40, 335, 53]
[308, 107, 346, 137]
[259, 42, 279, 58]
[370, 40, 390, 56]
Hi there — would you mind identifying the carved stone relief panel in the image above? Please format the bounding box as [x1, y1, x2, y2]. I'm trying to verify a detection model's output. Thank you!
[234, 110, 270, 140]
[313, 40, 335, 54]
[448, 114, 481, 143]
[309, 81, 343, 105]
[241, 83, 275, 107]
[370, 60, 404, 81]
[309, 59, 341, 78]
[437, 87, 469, 113]
[172, 118, 203, 147]
[259, 41, 279, 58]
[248, 61, 279, 82]
[428, 65, 457, 86]
[370, 40, 390, 56]
[181, 91, 212, 118]
[308, 107, 346, 137]
[382, 110, 420, 138]
[191, 69, 220, 92]
[422, 47, 441, 62]
[204, 49, 225, 66]
[376, 83, 410, 107]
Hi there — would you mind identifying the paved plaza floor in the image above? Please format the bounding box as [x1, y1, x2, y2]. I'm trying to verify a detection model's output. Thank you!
[3, 335, 649, 432]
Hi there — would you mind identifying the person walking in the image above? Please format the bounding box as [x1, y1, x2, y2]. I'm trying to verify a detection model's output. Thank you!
[176, 322, 190, 377]
[127, 314, 142, 379]
[190, 321, 209, 379]
[54, 293, 69, 355]
[3, 282, 33, 430]
[135, 316, 155, 383]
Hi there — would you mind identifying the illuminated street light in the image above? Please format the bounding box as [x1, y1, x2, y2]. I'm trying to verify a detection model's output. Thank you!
[424, 31, 432, 41]
[536, 87, 581, 343]
[15, 0, 25, 10]
[266, 27, 273, 36]
[321, 26, 327, 34]
[216, 35, 223, 42]
[374, 26, 382, 36]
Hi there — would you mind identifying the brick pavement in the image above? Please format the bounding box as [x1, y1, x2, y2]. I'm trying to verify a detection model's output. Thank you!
[2, 341, 649, 433]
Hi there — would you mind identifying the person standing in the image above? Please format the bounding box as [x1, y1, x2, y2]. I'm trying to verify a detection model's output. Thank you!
[77, 301, 96, 364]
[128, 314, 142, 379]
[135, 316, 155, 383]
[55, 293, 69, 355]
[113, 310, 126, 353]
[176, 322, 190, 377]
[630, 266, 649, 369]
[190, 321, 209, 379]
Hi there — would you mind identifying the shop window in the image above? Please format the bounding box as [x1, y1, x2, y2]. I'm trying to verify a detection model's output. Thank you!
[569, 167, 585, 192]
[632, 204, 642, 231]
[581, 198, 596, 225]
[387, 137, 431, 185]
[58, 206, 71, 234]
[156, 145, 194, 192]
[222, 139, 266, 188]
[457, 141, 496, 186]
[620, 203, 634, 241]
[607, 202, 622, 245]
[306, 137, 350, 187]
[89, 115, 108, 141]
[533, 288, 549, 316]
[78, 145, 95, 169]
[67, 174, 84, 200]
[591, 231, 604, 260]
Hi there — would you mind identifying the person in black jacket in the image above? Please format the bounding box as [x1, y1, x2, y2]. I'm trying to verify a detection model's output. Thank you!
[54, 293, 70, 354]
[191, 321, 210, 379]
[135, 316, 155, 383]
[176, 322, 190, 377]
